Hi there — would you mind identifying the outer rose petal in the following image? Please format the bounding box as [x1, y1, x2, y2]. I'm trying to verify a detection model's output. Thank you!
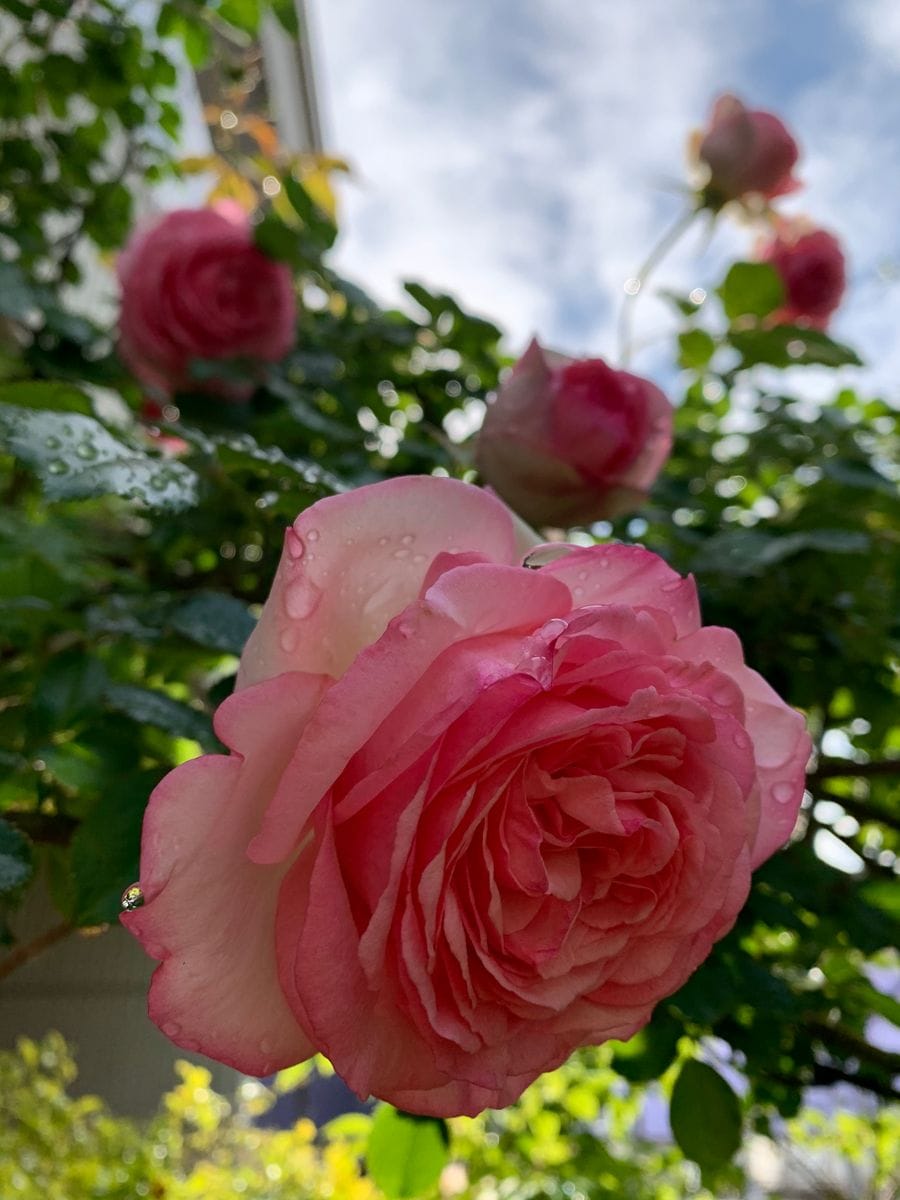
[237, 476, 521, 687]
[122, 672, 327, 1074]
[677, 626, 811, 865]
[538, 543, 701, 637]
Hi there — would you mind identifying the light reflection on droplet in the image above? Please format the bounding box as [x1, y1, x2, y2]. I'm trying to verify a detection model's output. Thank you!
[121, 883, 144, 912]
[623, 277, 641, 295]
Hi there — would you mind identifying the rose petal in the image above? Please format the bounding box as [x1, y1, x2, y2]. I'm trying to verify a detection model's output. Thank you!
[677, 625, 811, 864]
[237, 477, 521, 688]
[121, 672, 327, 1074]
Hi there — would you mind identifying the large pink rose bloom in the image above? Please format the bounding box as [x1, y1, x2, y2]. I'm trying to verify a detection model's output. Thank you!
[759, 223, 846, 330]
[122, 477, 809, 1117]
[117, 203, 296, 400]
[475, 340, 674, 528]
[698, 94, 800, 205]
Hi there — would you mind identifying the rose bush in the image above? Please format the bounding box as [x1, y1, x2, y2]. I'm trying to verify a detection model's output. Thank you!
[758, 221, 846, 329]
[697, 93, 800, 206]
[117, 202, 296, 399]
[122, 475, 809, 1118]
[475, 339, 674, 528]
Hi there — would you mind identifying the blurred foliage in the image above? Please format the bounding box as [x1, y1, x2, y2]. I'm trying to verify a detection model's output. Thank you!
[2, 1033, 899, 1199]
[1, 0, 899, 1185]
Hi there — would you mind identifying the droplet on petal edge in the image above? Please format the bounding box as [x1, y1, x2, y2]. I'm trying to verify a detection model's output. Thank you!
[773, 782, 797, 804]
[522, 545, 576, 570]
[121, 883, 144, 912]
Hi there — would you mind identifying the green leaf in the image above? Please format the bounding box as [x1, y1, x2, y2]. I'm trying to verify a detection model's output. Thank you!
[691, 528, 870, 577]
[168, 592, 256, 655]
[0, 261, 39, 320]
[677, 329, 716, 370]
[269, 0, 300, 34]
[729, 325, 863, 370]
[105, 684, 220, 752]
[0, 382, 92, 415]
[219, 0, 262, 34]
[366, 1105, 449, 1199]
[0, 819, 34, 898]
[69, 773, 156, 926]
[283, 176, 337, 250]
[254, 214, 305, 266]
[670, 1060, 742, 1171]
[0, 405, 199, 511]
[611, 1011, 682, 1082]
[717, 261, 784, 322]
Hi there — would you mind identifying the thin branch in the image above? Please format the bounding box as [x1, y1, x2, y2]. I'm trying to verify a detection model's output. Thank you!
[806, 1016, 900, 1076]
[810, 758, 900, 782]
[0, 921, 74, 985]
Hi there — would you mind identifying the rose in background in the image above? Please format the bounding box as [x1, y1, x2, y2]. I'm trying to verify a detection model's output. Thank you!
[117, 202, 296, 401]
[757, 220, 847, 330]
[475, 340, 674, 529]
[122, 476, 810, 1118]
[695, 93, 800, 208]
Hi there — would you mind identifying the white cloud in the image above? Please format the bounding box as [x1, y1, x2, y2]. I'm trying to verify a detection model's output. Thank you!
[308, 0, 900, 401]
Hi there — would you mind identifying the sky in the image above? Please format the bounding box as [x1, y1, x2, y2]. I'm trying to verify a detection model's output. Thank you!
[305, 0, 900, 401]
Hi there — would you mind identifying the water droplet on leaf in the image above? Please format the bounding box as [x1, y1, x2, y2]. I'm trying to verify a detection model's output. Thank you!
[47, 459, 68, 475]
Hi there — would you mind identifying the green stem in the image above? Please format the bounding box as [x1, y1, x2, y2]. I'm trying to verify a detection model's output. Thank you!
[617, 206, 700, 368]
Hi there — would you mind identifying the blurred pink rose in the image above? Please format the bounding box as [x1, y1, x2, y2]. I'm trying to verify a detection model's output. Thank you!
[759, 223, 846, 329]
[698, 94, 800, 204]
[122, 476, 809, 1117]
[117, 203, 296, 400]
[475, 340, 674, 528]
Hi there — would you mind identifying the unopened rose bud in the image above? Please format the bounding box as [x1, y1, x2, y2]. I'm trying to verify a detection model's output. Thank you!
[475, 339, 673, 529]
[757, 221, 846, 329]
[696, 94, 800, 207]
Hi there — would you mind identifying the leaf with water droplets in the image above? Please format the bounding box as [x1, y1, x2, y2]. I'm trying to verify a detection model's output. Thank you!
[105, 684, 220, 751]
[0, 404, 199, 511]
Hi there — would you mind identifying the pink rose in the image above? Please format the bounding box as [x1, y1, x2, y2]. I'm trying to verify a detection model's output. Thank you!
[475, 340, 674, 528]
[117, 203, 296, 400]
[758, 222, 846, 330]
[697, 94, 800, 205]
[122, 477, 809, 1117]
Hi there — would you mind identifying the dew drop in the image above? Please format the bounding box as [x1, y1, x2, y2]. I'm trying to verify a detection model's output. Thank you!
[44, 435, 61, 449]
[378, 536, 389, 546]
[393, 548, 411, 560]
[120, 883, 144, 912]
[572, 585, 584, 598]
[259, 1036, 273, 1055]
[732, 728, 751, 750]
[284, 576, 321, 619]
[306, 528, 320, 542]
[47, 458, 68, 475]
[577, 570, 588, 582]
[75, 440, 97, 460]
[412, 553, 427, 564]
[285, 529, 304, 560]
[279, 628, 298, 653]
[773, 781, 797, 804]
[162, 1021, 181, 1038]
[660, 578, 683, 593]
[522, 544, 575, 569]
[149, 473, 168, 491]
[401, 533, 414, 545]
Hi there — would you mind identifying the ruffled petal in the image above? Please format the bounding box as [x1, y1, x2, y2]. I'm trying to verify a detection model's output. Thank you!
[237, 477, 520, 688]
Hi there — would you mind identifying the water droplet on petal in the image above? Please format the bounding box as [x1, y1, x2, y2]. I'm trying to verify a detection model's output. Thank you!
[732, 728, 751, 750]
[259, 1036, 273, 1055]
[162, 1021, 181, 1038]
[401, 534, 414, 545]
[120, 883, 144, 912]
[393, 548, 411, 560]
[378, 536, 389, 546]
[284, 576, 321, 619]
[660, 578, 683, 593]
[412, 553, 427, 564]
[280, 628, 299, 653]
[306, 528, 320, 542]
[773, 781, 797, 804]
[523, 544, 575, 569]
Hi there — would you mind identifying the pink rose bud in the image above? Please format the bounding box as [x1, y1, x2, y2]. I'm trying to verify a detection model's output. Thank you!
[758, 222, 846, 330]
[117, 203, 296, 400]
[697, 94, 800, 205]
[122, 476, 810, 1118]
[475, 339, 674, 528]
